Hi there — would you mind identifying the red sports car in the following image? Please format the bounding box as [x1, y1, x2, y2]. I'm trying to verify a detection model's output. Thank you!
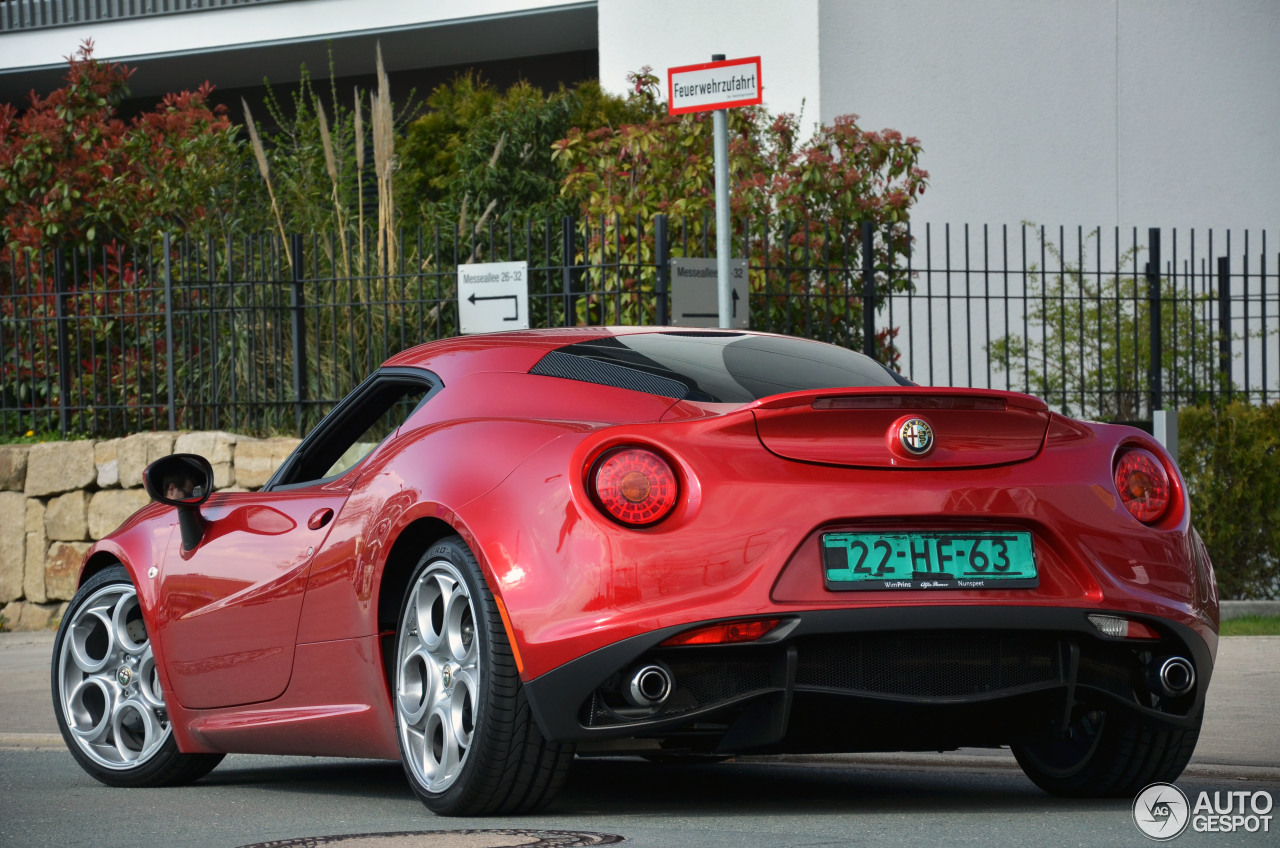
[52, 327, 1217, 815]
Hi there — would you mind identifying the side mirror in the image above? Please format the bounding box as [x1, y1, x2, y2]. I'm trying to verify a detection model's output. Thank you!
[143, 454, 214, 551]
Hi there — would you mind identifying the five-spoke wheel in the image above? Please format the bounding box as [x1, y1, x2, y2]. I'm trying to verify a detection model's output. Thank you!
[393, 537, 573, 815]
[396, 557, 481, 793]
[52, 565, 223, 787]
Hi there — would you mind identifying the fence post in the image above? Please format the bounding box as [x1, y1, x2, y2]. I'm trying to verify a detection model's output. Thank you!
[561, 216, 576, 326]
[289, 234, 307, 436]
[163, 234, 177, 432]
[655, 214, 670, 326]
[52, 246, 72, 438]
[1146, 227, 1162, 414]
[1217, 255, 1231, 396]
[861, 221, 876, 358]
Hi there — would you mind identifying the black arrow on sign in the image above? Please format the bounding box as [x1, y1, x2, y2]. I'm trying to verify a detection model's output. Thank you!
[681, 289, 741, 322]
[467, 292, 520, 321]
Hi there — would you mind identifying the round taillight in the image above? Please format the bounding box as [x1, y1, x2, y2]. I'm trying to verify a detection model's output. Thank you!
[1114, 448, 1171, 524]
[591, 448, 679, 526]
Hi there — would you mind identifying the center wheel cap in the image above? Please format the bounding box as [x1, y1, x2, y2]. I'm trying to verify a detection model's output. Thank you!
[441, 665, 454, 689]
[117, 666, 133, 687]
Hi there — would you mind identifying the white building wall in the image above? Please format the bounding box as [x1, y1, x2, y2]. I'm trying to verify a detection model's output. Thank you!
[7, 0, 1275, 231]
[818, 0, 1279, 230]
[600, 0, 1279, 230]
[819, 0, 1119, 228]
[1115, 1, 1278, 230]
[598, 0, 822, 119]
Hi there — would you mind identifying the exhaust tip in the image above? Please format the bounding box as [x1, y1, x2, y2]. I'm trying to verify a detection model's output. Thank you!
[625, 663, 673, 708]
[1155, 656, 1195, 696]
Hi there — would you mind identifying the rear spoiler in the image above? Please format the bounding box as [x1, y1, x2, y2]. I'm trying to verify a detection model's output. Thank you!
[751, 386, 1049, 413]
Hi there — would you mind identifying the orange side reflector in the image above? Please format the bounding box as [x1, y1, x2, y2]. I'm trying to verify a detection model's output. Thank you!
[493, 594, 524, 675]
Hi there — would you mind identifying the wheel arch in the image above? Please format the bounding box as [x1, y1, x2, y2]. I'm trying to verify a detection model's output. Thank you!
[74, 544, 173, 701]
[375, 515, 465, 693]
[80, 549, 126, 588]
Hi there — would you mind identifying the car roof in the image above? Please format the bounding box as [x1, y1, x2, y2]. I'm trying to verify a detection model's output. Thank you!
[382, 326, 746, 382]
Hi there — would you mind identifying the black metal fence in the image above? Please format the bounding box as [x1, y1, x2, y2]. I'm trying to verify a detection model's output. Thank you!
[2, 217, 1276, 438]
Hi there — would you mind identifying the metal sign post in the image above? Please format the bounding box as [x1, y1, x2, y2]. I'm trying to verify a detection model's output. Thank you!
[668, 55, 762, 329]
[711, 64, 732, 328]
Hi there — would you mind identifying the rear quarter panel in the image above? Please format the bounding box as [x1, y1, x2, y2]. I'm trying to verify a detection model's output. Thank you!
[296, 370, 678, 644]
[461, 410, 1218, 680]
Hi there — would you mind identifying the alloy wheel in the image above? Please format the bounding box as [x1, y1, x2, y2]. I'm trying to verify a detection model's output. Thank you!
[395, 559, 480, 793]
[56, 582, 171, 770]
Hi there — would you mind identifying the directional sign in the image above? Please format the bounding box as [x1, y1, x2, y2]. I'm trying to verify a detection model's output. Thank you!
[671, 258, 749, 329]
[458, 261, 529, 334]
[667, 56, 762, 115]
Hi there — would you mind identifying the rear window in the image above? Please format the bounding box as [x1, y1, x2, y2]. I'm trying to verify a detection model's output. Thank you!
[529, 332, 909, 403]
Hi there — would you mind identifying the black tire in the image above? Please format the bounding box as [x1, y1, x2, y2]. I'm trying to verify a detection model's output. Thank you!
[392, 536, 574, 815]
[51, 565, 224, 787]
[1012, 705, 1201, 797]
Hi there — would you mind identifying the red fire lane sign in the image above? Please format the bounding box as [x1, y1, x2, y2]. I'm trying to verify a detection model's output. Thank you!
[667, 56, 763, 115]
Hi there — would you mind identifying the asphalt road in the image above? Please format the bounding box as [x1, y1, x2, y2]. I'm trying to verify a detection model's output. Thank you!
[2, 633, 1277, 848]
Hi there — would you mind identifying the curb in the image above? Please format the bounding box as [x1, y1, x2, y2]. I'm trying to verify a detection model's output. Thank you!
[1221, 600, 1280, 620]
[0, 732, 64, 749]
[8, 734, 1278, 782]
[3, 602, 1275, 636]
[1181, 761, 1280, 781]
[740, 752, 1280, 782]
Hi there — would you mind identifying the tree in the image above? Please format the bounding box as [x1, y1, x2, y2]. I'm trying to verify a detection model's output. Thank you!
[0, 42, 244, 435]
[398, 74, 650, 226]
[986, 231, 1223, 421]
[0, 40, 241, 254]
[551, 67, 929, 361]
[1180, 401, 1280, 599]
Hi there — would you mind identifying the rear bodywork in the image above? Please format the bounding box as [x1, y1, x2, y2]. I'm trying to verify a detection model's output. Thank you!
[78, 327, 1218, 761]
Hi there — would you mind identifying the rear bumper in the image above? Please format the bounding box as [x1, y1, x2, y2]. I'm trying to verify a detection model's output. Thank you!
[522, 605, 1214, 749]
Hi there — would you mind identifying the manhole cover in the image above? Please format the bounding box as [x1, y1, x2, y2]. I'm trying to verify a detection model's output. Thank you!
[236, 830, 624, 848]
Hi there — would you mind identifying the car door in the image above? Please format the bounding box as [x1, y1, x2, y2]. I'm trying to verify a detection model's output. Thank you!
[155, 488, 350, 710]
[156, 370, 438, 710]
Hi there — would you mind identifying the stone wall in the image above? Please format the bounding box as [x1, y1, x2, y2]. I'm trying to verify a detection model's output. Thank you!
[0, 431, 300, 632]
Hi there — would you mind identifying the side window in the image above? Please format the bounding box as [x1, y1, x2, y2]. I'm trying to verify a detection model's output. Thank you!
[320, 387, 430, 479]
[267, 373, 436, 489]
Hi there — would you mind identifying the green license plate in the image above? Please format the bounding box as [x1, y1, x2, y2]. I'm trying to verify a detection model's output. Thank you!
[822, 531, 1038, 591]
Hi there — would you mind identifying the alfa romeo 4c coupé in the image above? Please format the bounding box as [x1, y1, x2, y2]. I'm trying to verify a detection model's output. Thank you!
[53, 328, 1216, 815]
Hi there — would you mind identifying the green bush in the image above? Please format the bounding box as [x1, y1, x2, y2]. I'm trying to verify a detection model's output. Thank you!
[987, 233, 1222, 422]
[551, 68, 929, 357]
[398, 74, 648, 225]
[1179, 401, 1280, 599]
[0, 40, 245, 253]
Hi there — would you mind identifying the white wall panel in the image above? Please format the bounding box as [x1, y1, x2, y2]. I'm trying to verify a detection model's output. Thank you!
[598, 0, 821, 119]
[815, 0, 1278, 229]
[1116, 0, 1279, 230]
[819, 0, 1120, 228]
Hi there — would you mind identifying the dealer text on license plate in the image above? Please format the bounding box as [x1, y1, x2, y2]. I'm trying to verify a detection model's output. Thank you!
[822, 531, 1038, 590]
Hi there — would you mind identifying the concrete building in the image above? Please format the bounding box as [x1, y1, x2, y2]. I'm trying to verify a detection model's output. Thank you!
[3, 0, 1275, 230]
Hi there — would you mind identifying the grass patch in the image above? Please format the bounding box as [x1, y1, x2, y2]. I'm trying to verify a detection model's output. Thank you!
[1221, 615, 1280, 636]
[0, 430, 93, 445]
